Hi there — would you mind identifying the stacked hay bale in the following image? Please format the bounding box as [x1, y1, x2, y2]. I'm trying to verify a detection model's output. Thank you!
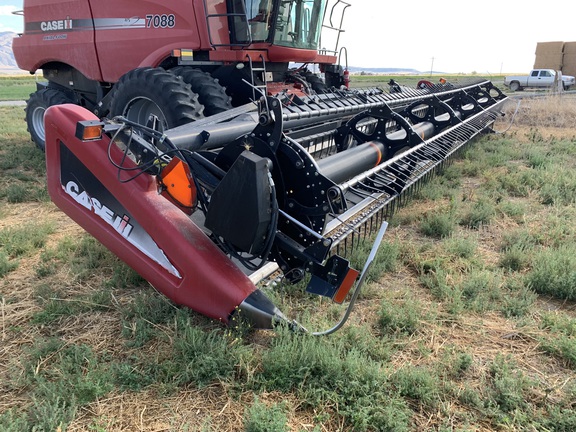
[534, 41, 576, 78]
[562, 42, 576, 78]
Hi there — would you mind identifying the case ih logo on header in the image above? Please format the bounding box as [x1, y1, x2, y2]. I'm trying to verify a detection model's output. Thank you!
[65, 180, 133, 239]
[41, 17, 73, 32]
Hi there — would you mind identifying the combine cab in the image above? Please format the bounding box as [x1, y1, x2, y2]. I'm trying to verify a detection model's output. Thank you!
[43, 79, 508, 333]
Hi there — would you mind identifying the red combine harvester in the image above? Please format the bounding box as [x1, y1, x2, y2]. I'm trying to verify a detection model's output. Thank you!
[12, 1, 509, 333]
[12, 0, 351, 149]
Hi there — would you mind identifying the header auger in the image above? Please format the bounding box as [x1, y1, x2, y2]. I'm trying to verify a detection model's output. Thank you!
[43, 78, 508, 333]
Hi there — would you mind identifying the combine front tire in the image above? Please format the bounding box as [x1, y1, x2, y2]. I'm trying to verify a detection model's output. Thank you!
[109, 67, 204, 131]
[26, 88, 74, 151]
[170, 67, 232, 117]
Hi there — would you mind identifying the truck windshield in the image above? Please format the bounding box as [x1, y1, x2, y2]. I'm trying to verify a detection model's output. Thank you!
[273, 0, 326, 50]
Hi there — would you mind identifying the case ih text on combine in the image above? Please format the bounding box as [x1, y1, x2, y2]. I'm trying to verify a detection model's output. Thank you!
[11, 0, 508, 332]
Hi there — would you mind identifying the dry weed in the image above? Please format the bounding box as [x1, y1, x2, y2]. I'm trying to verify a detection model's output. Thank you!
[503, 94, 576, 130]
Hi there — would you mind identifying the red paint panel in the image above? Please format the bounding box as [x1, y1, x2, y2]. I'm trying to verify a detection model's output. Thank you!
[87, 0, 203, 82]
[12, 0, 102, 80]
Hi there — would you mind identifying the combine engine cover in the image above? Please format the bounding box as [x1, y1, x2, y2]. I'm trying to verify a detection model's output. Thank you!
[44, 78, 508, 333]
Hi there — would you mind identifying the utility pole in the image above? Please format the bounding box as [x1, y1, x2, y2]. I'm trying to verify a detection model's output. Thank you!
[430, 57, 435, 77]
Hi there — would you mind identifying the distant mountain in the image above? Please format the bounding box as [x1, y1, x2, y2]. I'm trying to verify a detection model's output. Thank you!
[0, 31, 21, 72]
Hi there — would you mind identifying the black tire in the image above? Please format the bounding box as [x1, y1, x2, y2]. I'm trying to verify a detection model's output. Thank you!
[563, 84, 571, 91]
[26, 88, 74, 151]
[170, 67, 232, 116]
[109, 67, 203, 131]
[509, 81, 522, 92]
[304, 72, 329, 94]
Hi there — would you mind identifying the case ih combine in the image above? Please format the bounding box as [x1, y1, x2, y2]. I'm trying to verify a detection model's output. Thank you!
[13, 0, 351, 150]
[12, 0, 508, 332]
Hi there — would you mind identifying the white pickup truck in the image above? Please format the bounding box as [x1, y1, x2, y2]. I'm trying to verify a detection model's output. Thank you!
[504, 69, 575, 91]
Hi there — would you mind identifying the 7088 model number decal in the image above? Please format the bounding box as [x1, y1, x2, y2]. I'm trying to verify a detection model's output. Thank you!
[146, 14, 175, 28]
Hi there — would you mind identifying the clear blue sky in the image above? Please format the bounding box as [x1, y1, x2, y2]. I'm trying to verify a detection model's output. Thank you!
[2, 0, 575, 73]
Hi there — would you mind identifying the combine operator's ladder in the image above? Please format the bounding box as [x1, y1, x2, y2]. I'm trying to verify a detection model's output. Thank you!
[246, 54, 270, 102]
[319, 0, 351, 58]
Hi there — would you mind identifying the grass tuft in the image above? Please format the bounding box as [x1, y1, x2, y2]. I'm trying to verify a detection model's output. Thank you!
[168, 319, 253, 387]
[12, 339, 115, 431]
[526, 245, 576, 300]
[32, 285, 113, 324]
[348, 238, 399, 285]
[244, 398, 289, 432]
[420, 211, 456, 238]
[488, 355, 532, 412]
[459, 197, 495, 229]
[257, 329, 410, 431]
[0, 250, 19, 277]
[0, 222, 54, 258]
[499, 279, 537, 318]
[420, 269, 464, 315]
[390, 365, 442, 408]
[540, 335, 576, 369]
[121, 291, 180, 348]
[539, 169, 576, 206]
[444, 235, 477, 259]
[378, 296, 425, 336]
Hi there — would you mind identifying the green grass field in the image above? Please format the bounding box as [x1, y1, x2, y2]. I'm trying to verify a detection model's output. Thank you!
[1, 90, 576, 431]
[0, 75, 40, 101]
